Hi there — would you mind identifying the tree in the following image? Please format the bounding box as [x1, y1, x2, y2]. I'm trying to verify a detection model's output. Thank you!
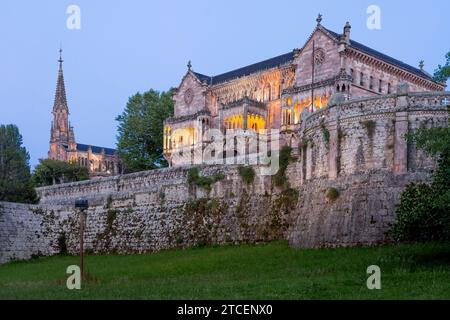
[32, 159, 89, 187]
[389, 120, 450, 242]
[433, 52, 450, 84]
[116, 89, 174, 173]
[0, 124, 37, 203]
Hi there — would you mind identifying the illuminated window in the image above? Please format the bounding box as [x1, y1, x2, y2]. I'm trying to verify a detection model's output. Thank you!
[321, 95, 327, 108]
[294, 101, 299, 124]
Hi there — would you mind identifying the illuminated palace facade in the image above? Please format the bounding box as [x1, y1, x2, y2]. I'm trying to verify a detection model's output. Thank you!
[163, 17, 444, 167]
[48, 52, 120, 177]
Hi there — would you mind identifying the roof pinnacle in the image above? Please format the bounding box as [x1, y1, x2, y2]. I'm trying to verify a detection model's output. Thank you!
[58, 47, 63, 64]
[316, 13, 323, 25]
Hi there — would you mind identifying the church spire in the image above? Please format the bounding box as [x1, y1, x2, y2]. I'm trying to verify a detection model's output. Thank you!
[49, 48, 76, 160]
[53, 48, 68, 112]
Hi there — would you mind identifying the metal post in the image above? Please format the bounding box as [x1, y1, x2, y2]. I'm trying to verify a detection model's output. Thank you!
[75, 198, 89, 279]
[79, 209, 85, 278]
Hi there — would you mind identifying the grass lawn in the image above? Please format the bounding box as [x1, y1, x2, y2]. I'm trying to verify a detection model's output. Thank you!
[0, 241, 449, 299]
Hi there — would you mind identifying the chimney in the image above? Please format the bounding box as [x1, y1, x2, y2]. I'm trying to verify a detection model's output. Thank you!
[343, 22, 351, 44]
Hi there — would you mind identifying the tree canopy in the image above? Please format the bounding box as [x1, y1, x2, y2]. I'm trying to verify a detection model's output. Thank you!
[116, 89, 174, 173]
[0, 124, 37, 203]
[433, 52, 450, 84]
[32, 159, 89, 187]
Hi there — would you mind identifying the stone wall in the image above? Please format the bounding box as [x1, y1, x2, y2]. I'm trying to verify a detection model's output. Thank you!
[0, 91, 448, 264]
[0, 202, 62, 264]
[288, 172, 432, 248]
[1, 165, 296, 264]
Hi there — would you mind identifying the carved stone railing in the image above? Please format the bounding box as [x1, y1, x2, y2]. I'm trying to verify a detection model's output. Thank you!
[301, 91, 449, 134]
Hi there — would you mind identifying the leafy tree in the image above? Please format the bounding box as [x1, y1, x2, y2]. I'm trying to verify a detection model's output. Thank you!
[0, 124, 37, 203]
[433, 52, 450, 84]
[32, 159, 89, 187]
[389, 120, 450, 242]
[116, 89, 174, 173]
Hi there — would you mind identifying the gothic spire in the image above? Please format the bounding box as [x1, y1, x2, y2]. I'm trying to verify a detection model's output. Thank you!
[53, 48, 68, 112]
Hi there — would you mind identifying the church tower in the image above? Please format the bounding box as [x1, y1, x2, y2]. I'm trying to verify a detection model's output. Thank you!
[48, 49, 77, 162]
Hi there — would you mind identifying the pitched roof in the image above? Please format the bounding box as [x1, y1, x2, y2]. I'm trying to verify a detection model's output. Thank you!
[323, 27, 436, 82]
[76, 143, 116, 156]
[192, 25, 438, 86]
[193, 51, 295, 86]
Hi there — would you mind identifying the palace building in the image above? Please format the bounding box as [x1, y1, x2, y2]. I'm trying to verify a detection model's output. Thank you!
[48, 50, 120, 176]
[163, 16, 445, 167]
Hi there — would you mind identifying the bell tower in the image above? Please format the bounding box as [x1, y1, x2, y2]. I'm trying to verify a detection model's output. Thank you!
[48, 49, 76, 162]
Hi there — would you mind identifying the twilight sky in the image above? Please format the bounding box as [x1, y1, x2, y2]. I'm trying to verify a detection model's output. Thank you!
[1, 0, 449, 167]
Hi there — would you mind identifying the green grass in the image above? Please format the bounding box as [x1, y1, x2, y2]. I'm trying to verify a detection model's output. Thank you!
[0, 241, 449, 300]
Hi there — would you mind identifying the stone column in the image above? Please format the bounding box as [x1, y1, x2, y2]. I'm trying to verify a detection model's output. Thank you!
[290, 106, 294, 125]
[394, 111, 408, 174]
[300, 139, 306, 185]
[328, 119, 339, 180]
[243, 105, 248, 130]
[394, 83, 409, 174]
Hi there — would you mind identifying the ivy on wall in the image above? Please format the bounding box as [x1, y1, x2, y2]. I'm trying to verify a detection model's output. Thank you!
[187, 167, 225, 192]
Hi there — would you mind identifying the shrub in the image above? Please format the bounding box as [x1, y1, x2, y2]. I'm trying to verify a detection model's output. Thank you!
[389, 158, 450, 242]
[273, 145, 293, 188]
[105, 195, 113, 209]
[104, 209, 118, 235]
[187, 167, 224, 192]
[57, 233, 68, 255]
[326, 187, 339, 201]
[238, 166, 256, 184]
[195, 240, 207, 248]
[321, 124, 330, 146]
[389, 122, 450, 242]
